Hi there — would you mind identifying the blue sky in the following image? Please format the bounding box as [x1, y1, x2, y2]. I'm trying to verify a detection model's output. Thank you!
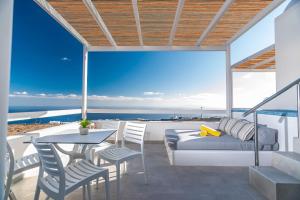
[9, 0, 290, 109]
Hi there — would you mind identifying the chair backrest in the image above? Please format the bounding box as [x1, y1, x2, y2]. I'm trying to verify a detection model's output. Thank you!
[122, 122, 147, 147]
[4, 143, 14, 200]
[102, 121, 121, 144]
[33, 141, 65, 195]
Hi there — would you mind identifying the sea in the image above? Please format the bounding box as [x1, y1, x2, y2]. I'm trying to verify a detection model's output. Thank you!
[8, 106, 226, 124]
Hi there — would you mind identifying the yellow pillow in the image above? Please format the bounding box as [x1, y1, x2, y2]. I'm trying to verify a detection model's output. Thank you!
[200, 130, 208, 137]
[200, 125, 221, 137]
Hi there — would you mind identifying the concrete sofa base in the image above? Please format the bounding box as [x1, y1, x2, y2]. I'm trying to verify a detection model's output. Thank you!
[164, 138, 273, 166]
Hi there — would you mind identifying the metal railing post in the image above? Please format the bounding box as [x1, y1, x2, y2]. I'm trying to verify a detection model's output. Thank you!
[253, 111, 259, 166]
[297, 84, 300, 138]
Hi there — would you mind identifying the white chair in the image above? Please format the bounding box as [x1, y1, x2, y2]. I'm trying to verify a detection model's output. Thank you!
[97, 122, 147, 200]
[4, 142, 40, 200]
[4, 143, 14, 200]
[94, 121, 120, 163]
[32, 141, 110, 200]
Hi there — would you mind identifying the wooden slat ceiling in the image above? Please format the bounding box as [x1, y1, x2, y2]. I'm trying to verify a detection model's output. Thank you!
[233, 46, 275, 71]
[92, 0, 140, 46]
[201, 0, 272, 47]
[45, 0, 273, 47]
[174, 0, 224, 46]
[139, 0, 178, 46]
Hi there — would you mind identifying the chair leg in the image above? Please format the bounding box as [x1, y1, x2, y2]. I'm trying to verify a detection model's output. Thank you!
[82, 185, 86, 200]
[123, 161, 127, 175]
[116, 163, 121, 200]
[104, 173, 110, 200]
[34, 185, 41, 200]
[87, 183, 92, 200]
[142, 154, 148, 184]
[96, 157, 100, 190]
[9, 189, 17, 200]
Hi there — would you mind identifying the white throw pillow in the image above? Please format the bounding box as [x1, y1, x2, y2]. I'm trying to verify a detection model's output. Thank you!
[224, 118, 239, 135]
[218, 117, 230, 131]
[230, 121, 248, 138]
[238, 123, 255, 141]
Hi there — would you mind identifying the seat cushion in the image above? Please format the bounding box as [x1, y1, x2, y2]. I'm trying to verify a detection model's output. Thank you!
[165, 128, 279, 151]
[176, 132, 255, 150]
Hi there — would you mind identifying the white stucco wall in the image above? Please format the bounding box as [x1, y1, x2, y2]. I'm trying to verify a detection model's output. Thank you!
[273, 1, 300, 109]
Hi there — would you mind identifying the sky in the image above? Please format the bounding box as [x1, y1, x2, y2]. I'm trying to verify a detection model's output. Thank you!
[9, 0, 290, 110]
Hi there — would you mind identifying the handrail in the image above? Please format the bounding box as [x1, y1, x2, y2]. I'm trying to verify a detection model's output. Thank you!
[243, 77, 300, 117]
[241, 77, 300, 166]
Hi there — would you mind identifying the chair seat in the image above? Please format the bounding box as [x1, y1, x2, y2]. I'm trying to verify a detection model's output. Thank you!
[94, 142, 116, 153]
[41, 160, 108, 195]
[98, 147, 141, 163]
[14, 153, 40, 175]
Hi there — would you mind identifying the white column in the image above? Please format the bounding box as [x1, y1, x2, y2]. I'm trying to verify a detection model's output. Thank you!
[226, 45, 233, 117]
[82, 46, 88, 120]
[0, 0, 14, 196]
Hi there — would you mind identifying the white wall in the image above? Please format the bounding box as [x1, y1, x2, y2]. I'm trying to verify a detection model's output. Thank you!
[274, 1, 300, 109]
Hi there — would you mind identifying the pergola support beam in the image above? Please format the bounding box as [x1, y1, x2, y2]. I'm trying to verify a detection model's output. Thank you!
[0, 0, 14, 195]
[226, 45, 233, 117]
[34, 0, 89, 47]
[132, 0, 143, 46]
[83, 0, 117, 47]
[196, 0, 235, 46]
[82, 46, 88, 120]
[87, 45, 225, 52]
[231, 44, 275, 69]
[249, 56, 275, 69]
[168, 0, 185, 46]
[228, 0, 286, 44]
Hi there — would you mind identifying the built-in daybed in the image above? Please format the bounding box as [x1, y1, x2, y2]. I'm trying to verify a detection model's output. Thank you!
[164, 117, 279, 166]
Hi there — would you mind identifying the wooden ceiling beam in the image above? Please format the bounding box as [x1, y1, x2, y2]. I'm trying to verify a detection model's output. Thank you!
[168, 0, 185, 46]
[195, 0, 235, 46]
[228, 0, 286, 45]
[34, 0, 90, 47]
[132, 0, 143, 46]
[83, 0, 117, 47]
[88, 45, 225, 52]
[250, 56, 275, 69]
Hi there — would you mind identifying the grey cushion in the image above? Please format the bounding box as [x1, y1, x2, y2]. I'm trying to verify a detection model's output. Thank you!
[238, 123, 255, 141]
[258, 126, 278, 145]
[165, 128, 279, 151]
[224, 118, 240, 135]
[230, 121, 248, 138]
[218, 117, 230, 131]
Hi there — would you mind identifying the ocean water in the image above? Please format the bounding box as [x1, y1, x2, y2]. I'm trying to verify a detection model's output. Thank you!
[8, 106, 225, 124]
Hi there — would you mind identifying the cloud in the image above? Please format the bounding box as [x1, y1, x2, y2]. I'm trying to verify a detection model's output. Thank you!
[9, 92, 226, 109]
[61, 57, 71, 61]
[143, 91, 164, 96]
[233, 72, 276, 108]
[88, 93, 224, 109]
[67, 94, 77, 97]
[13, 91, 28, 95]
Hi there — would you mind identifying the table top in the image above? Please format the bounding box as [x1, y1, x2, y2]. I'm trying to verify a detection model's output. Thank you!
[25, 129, 116, 144]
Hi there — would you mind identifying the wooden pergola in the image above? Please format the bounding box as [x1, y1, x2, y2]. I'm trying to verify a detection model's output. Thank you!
[37, 0, 281, 51]
[232, 44, 276, 72]
[0, 0, 286, 192]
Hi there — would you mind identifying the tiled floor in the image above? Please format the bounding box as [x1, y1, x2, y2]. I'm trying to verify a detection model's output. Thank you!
[12, 144, 266, 200]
